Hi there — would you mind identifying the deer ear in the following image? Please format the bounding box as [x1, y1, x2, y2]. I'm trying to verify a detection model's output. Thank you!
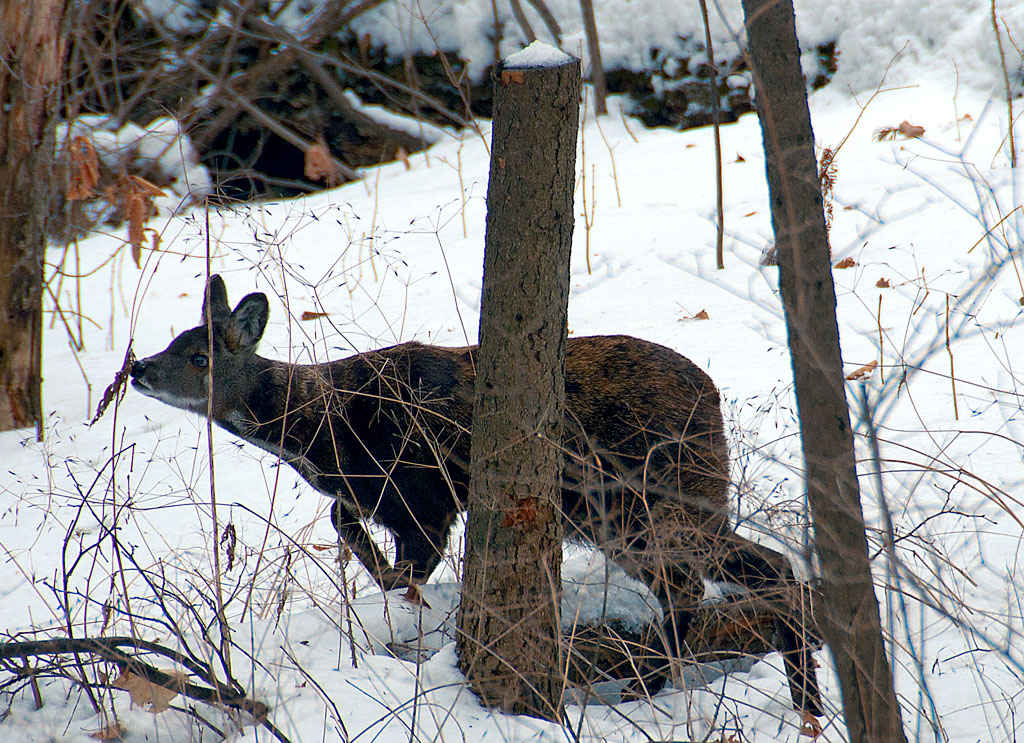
[228, 292, 269, 352]
[203, 275, 231, 324]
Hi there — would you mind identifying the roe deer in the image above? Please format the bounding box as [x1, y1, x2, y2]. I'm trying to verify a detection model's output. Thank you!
[131, 274, 822, 717]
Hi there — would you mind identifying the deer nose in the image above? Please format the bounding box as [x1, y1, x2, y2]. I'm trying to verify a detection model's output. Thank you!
[131, 359, 147, 378]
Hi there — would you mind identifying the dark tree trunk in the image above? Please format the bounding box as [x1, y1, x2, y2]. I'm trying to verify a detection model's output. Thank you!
[0, 0, 68, 436]
[456, 45, 580, 721]
[578, 0, 607, 115]
[739, 1, 907, 740]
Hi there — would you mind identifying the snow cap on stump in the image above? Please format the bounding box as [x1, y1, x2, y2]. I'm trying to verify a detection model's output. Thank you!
[503, 41, 576, 69]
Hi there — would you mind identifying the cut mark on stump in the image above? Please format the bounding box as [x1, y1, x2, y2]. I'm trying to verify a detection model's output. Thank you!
[502, 497, 538, 527]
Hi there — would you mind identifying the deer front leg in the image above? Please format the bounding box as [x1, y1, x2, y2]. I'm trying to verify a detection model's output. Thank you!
[330, 499, 418, 592]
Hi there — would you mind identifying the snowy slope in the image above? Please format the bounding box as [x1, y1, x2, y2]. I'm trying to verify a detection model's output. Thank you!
[3, 8, 1024, 742]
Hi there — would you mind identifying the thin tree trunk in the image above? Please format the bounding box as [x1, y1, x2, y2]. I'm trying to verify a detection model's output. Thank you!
[0, 0, 68, 437]
[456, 45, 580, 721]
[578, 0, 607, 115]
[739, 1, 908, 740]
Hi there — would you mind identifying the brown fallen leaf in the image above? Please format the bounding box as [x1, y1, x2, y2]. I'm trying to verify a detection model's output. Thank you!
[874, 120, 926, 141]
[89, 723, 126, 741]
[845, 359, 879, 380]
[876, 277, 891, 288]
[800, 710, 823, 738]
[301, 310, 329, 321]
[679, 309, 710, 321]
[114, 668, 181, 713]
[898, 120, 926, 138]
[305, 141, 340, 186]
[834, 257, 856, 269]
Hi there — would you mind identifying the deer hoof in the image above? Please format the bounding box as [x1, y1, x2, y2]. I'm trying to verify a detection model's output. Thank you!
[401, 584, 432, 609]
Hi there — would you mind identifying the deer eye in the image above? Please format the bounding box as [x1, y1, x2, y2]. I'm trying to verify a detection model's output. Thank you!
[190, 353, 209, 369]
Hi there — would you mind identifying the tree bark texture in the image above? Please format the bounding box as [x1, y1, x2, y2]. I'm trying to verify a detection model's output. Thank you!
[456, 46, 580, 721]
[577, 0, 607, 115]
[0, 0, 68, 436]
[740, 1, 908, 740]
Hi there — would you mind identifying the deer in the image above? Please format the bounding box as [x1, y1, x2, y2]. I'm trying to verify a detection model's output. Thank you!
[130, 274, 823, 720]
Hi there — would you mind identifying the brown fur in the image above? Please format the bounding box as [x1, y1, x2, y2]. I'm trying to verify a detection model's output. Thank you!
[130, 275, 821, 715]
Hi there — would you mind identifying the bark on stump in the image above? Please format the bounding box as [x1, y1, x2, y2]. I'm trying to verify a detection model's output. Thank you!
[456, 44, 581, 721]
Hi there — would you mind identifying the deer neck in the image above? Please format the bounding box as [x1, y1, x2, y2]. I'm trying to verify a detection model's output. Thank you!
[218, 357, 333, 466]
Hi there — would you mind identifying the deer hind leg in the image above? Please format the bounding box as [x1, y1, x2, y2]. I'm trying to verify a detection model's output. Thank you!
[708, 533, 824, 717]
[578, 495, 707, 691]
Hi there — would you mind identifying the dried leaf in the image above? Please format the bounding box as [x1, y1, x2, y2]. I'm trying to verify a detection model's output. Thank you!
[734, 153, 746, 162]
[304, 142, 339, 186]
[845, 359, 878, 380]
[678, 309, 711, 322]
[800, 710, 823, 738]
[89, 723, 126, 741]
[68, 136, 100, 200]
[873, 121, 925, 141]
[876, 277, 891, 288]
[129, 175, 167, 198]
[221, 522, 236, 572]
[113, 669, 180, 713]
[834, 257, 856, 269]
[301, 310, 329, 321]
[743, 211, 757, 217]
[127, 194, 145, 267]
[357, 32, 373, 62]
[898, 120, 925, 138]
[90, 347, 136, 426]
[104, 175, 164, 267]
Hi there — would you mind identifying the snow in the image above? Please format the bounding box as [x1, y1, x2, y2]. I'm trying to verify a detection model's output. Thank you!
[503, 40, 576, 69]
[256, 0, 1024, 94]
[134, 0, 1024, 95]
[342, 90, 452, 143]
[5, 4, 1024, 742]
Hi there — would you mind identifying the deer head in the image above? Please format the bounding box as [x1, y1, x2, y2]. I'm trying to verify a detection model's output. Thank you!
[130, 275, 270, 419]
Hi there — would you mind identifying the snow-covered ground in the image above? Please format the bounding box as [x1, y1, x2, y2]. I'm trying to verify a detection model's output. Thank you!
[3, 2, 1024, 741]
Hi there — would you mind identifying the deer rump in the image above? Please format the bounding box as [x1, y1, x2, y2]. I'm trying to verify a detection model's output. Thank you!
[130, 275, 822, 717]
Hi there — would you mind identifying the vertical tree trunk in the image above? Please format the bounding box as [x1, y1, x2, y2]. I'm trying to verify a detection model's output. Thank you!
[739, 1, 908, 740]
[578, 0, 607, 115]
[0, 0, 68, 436]
[456, 43, 580, 721]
